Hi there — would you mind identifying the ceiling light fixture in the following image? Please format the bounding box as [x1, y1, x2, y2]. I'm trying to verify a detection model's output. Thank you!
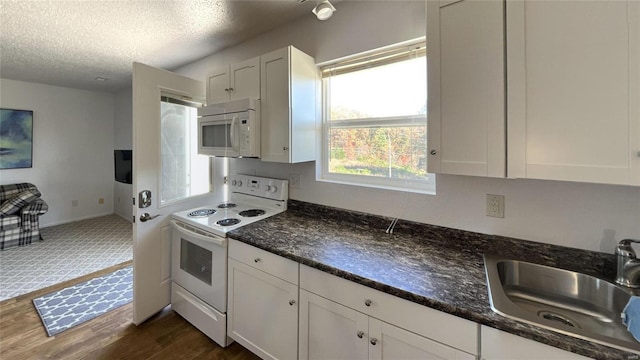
[312, 0, 336, 21]
[94, 76, 109, 81]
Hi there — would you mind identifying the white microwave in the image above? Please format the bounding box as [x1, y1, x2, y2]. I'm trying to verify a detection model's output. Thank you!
[197, 98, 260, 157]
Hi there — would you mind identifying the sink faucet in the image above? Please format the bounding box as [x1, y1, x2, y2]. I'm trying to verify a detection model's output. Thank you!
[616, 239, 640, 288]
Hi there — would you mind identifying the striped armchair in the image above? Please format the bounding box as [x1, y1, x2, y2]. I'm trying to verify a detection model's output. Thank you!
[0, 183, 49, 250]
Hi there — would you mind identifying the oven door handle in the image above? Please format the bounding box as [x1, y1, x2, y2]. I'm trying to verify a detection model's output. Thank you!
[169, 220, 226, 247]
[175, 288, 219, 321]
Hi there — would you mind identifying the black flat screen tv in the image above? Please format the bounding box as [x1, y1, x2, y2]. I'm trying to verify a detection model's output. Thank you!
[114, 150, 132, 184]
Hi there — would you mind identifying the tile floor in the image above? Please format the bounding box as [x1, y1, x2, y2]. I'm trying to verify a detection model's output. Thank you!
[0, 214, 132, 301]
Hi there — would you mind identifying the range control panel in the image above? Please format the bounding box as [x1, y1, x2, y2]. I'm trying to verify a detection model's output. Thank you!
[228, 174, 289, 201]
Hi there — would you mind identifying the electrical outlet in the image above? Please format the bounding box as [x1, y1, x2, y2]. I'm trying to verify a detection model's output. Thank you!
[98, 198, 105, 205]
[486, 194, 505, 218]
[72, 200, 78, 207]
[290, 173, 301, 189]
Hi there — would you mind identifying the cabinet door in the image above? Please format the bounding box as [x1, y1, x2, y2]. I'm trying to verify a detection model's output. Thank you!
[228, 258, 298, 360]
[369, 318, 475, 360]
[427, 0, 505, 177]
[507, 0, 640, 185]
[481, 325, 590, 360]
[207, 66, 230, 104]
[299, 290, 369, 360]
[230, 56, 260, 101]
[261, 47, 292, 163]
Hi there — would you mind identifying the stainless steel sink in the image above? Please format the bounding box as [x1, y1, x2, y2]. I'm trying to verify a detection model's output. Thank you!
[483, 254, 640, 353]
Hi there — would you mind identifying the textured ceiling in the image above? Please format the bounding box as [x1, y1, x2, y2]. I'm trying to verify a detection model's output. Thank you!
[0, 0, 318, 93]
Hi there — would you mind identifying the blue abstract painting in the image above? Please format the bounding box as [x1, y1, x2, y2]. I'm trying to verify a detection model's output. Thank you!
[0, 109, 33, 169]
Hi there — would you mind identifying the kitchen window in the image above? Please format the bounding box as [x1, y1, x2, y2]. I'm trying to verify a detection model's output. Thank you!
[318, 39, 434, 194]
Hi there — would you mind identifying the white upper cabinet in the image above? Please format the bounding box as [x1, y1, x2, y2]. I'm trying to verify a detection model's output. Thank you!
[429, 0, 640, 186]
[206, 56, 260, 104]
[427, 0, 506, 177]
[507, 0, 640, 186]
[260, 46, 317, 163]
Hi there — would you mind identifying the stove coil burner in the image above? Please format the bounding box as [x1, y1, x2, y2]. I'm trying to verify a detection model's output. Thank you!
[218, 202, 237, 209]
[217, 218, 241, 227]
[239, 209, 266, 218]
[188, 209, 217, 217]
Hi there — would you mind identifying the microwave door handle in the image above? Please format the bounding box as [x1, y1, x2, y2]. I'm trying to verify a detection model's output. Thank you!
[229, 115, 239, 153]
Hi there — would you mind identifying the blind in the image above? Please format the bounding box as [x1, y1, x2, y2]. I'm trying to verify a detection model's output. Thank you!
[160, 92, 203, 108]
[321, 41, 426, 78]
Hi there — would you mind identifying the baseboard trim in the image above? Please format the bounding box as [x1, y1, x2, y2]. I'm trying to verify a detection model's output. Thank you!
[41, 212, 121, 228]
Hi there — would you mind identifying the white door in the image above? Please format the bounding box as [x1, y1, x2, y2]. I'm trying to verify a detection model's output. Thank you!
[227, 258, 299, 360]
[207, 65, 230, 104]
[299, 290, 369, 360]
[369, 318, 475, 360]
[132, 62, 212, 325]
[260, 47, 291, 163]
[506, 0, 640, 185]
[426, 0, 505, 177]
[230, 56, 260, 101]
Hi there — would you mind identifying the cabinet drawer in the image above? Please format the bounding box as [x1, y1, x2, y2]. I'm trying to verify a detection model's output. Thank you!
[229, 239, 298, 284]
[300, 265, 479, 355]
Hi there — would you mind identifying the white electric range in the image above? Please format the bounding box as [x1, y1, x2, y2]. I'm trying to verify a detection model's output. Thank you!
[169, 174, 288, 347]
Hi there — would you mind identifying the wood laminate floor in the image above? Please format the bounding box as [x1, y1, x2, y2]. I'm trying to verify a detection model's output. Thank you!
[0, 261, 259, 360]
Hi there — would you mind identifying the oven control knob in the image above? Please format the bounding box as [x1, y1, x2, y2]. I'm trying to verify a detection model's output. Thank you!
[236, 181, 243, 187]
[269, 185, 277, 193]
[231, 180, 237, 186]
[264, 185, 272, 192]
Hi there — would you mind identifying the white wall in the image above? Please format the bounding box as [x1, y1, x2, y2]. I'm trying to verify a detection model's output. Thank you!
[174, 1, 640, 254]
[113, 88, 133, 221]
[0, 78, 115, 226]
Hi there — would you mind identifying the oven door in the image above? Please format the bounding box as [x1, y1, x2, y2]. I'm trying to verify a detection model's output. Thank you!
[170, 220, 227, 312]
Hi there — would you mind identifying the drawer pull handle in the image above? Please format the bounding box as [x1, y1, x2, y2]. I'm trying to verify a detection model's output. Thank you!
[289, 300, 296, 306]
[370, 338, 378, 345]
[254, 258, 261, 263]
[364, 299, 372, 307]
[357, 331, 364, 339]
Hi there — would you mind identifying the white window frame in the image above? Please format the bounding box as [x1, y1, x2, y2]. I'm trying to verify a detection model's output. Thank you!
[316, 38, 435, 194]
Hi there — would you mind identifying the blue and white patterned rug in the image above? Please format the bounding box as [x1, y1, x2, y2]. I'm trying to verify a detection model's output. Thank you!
[33, 266, 132, 336]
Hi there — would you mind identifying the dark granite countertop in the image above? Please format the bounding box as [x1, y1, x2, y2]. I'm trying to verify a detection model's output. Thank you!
[227, 200, 637, 360]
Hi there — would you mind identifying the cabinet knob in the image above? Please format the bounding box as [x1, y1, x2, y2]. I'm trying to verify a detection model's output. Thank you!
[357, 331, 364, 339]
[224, 88, 229, 92]
[430, 150, 437, 155]
[254, 258, 261, 263]
[370, 338, 378, 345]
[289, 300, 296, 306]
[228, 87, 234, 91]
[283, 146, 289, 151]
[364, 299, 372, 307]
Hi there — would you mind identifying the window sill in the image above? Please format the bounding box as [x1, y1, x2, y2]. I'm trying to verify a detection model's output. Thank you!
[316, 174, 436, 195]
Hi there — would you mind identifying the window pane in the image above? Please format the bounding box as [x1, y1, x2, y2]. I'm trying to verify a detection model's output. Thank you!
[160, 101, 210, 204]
[329, 125, 428, 180]
[329, 57, 427, 121]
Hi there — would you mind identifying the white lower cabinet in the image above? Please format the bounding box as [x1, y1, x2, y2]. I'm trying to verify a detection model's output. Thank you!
[299, 289, 475, 360]
[480, 325, 590, 360]
[227, 240, 299, 360]
[299, 290, 369, 360]
[369, 318, 475, 360]
[228, 244, 593, 360]
[299, 265, 479, 360]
